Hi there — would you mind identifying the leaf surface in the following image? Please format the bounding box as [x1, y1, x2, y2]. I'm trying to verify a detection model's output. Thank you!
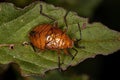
[0, 2, 120, 75]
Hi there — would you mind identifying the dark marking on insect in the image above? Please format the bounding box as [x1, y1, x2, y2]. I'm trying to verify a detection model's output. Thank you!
[29, 5, 85, 71]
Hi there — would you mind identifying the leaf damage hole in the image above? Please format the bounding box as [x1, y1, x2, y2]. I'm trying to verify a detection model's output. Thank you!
[9, 44, 14, 49]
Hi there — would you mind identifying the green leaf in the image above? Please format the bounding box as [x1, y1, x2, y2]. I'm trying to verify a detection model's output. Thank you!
[0, 2, 120, 76]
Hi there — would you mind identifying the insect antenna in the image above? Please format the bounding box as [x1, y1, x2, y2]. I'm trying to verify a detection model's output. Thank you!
[64, 11, 69, 31]
[57, 50, 63, 71]
[77, 23, 82, 41]
[75, 23, 85, 48]
[40, 5, 56, 22]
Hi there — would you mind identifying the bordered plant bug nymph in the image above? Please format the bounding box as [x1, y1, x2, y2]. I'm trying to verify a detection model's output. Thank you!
[29, 5, 85, 71]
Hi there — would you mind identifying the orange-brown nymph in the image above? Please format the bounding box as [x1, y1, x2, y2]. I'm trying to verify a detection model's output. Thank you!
[29, 5, 84, 70]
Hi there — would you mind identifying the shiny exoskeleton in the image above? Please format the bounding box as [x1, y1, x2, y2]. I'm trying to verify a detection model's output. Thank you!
[29, 24, 73, 50]
[29, 5, 84, 70]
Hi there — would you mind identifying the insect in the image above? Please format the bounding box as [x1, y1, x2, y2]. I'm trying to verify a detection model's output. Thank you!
[29, 5, 84, 70]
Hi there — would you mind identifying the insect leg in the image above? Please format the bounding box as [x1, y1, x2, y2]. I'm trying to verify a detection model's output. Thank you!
[57, 50, 63, 71]
[71, 48, 78, 60]
[40, 5, 56, 22]
[65, 48, 78, 61]
[30, 43, 37, 52]
[77, 23, 82, 41]
[22, 41, 38, 52]
[58, 53, 61, 70]
[64, 11, 69, 32]
[75, 23, 85, 48]
[64, 49, 74, 59]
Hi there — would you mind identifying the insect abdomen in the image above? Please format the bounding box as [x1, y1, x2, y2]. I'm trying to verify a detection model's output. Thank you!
[29, 24, 73, 50]
[45, 27, 73, 49]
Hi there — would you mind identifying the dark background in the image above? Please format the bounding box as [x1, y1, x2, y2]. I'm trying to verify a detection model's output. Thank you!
[0, 0, 120, 80]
